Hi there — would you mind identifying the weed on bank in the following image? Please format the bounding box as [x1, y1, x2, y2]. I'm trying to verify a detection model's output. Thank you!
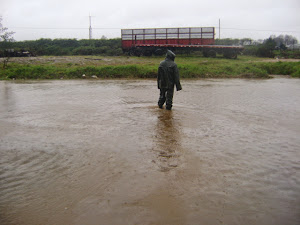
[0, 56, 299, 80]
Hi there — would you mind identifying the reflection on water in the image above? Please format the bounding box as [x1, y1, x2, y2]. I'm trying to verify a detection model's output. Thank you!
[0, 78, 300, 225]
[154, 110, 182, 172]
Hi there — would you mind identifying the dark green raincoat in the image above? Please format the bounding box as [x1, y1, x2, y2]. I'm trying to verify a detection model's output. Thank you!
[157, 50, 182, 110]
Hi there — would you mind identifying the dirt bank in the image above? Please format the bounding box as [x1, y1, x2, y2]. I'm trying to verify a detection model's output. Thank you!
[1, 56, 299, 79]
[6, 55, 300, 66]
[6, 56, 159, 66]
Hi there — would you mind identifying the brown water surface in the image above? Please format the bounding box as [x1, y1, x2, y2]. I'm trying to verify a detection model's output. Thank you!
[0, 78, 299, 225]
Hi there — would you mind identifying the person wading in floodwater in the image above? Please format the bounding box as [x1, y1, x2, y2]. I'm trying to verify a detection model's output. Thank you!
[157, 50, 182, 110]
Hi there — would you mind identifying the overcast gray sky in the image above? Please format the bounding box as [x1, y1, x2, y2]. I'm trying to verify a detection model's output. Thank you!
[1, 0, 300, 41]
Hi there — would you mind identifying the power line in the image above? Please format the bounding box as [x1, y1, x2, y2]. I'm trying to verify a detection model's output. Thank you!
[8, 27, 120, 30]
[8, 26, 300, 33]
[9, 27, 87, 30]
[216, 27, 300, 33]
[219, 19, 221, 39]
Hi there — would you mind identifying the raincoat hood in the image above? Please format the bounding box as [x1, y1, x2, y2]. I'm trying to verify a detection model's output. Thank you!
[166, 50, 176, 61]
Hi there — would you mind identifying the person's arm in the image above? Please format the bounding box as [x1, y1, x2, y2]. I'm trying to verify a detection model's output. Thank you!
[157, 67, 161, 89]
[174, 64, 182, 91]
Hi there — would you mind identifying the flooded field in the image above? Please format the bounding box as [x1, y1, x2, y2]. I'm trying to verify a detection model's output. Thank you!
[0, 78, 300, 225]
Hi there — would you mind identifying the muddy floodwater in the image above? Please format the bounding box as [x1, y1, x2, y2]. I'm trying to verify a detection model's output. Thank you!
[0, 78, 300, 225]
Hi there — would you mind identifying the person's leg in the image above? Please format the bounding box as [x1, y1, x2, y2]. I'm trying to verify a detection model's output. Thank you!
[165, 88, 174, 110]
[158, 89, 166, 108]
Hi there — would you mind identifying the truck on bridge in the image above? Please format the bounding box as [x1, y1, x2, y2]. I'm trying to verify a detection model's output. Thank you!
[121, 27, 244, 58]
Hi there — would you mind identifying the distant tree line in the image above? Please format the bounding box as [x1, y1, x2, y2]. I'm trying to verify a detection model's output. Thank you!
[0, 38, 123, 57]
[0, 33, 299, 58]
[215, 34, 298, 46]
[215, 35, 299, 58]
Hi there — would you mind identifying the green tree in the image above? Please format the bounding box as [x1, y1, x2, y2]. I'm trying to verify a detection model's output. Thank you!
[215, 38, 239, 45]
[0, 16, 15, 68]
[256, 37, 276, 58]
[273, 34, 298, 47]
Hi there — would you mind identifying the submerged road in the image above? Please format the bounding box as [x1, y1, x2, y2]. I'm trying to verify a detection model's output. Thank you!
[0, 78, 300, 225]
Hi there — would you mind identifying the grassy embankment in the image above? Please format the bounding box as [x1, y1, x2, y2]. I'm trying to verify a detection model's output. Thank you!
[0, 55, 299, 80]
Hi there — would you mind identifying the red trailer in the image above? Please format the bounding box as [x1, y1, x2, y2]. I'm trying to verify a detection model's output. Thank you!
[121, 27, 244, 58]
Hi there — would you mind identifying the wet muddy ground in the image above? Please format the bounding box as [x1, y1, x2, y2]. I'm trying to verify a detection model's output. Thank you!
[7, 55, 300, 67]
[0, 78, 300, 225]
[6, 56, 158, 66]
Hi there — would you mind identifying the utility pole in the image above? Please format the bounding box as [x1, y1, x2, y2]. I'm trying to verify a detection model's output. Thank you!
[219, 18, 221, 39]
[89, 14, 94, 40]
